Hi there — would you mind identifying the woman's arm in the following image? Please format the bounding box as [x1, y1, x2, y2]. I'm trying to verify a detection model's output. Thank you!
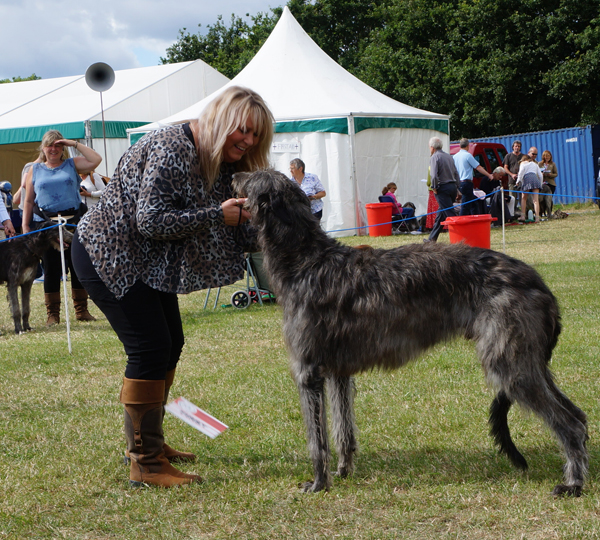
[58, 140, 102, 173]
[135, 136, 248, 240]
[22, 168, 35, 234]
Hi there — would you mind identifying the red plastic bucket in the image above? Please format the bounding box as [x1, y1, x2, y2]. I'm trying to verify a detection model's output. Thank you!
[365, 203, 393, 236]
[441, 214, 497, 249]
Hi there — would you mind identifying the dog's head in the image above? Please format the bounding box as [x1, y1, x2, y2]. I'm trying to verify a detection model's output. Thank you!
[34, 222, 74, 252]
[233, 169, 314, 230]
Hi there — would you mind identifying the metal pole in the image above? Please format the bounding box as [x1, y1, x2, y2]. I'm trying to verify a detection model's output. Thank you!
[500, 186, 506, 253]
[58, 217, 72, 353]
[100, 91, 109, 177]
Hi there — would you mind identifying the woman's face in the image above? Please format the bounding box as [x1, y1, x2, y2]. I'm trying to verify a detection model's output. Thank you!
[389, 186, 397, 193]
[43, 142, 64, 164]
[223, 118, 257, 163]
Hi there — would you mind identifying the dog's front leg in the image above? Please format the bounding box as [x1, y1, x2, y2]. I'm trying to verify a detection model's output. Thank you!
[297, 366, 331, 492]
[328, 375, 357, 478]
[7, 283, 23, 334]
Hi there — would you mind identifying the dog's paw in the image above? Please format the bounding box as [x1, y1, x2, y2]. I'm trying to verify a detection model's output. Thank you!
[552, 484, 582, 497]
[300, 479, 329, 493]
[334, 466, 353, 478]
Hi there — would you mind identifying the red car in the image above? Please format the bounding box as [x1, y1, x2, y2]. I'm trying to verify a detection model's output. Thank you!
[450, 142, 508, 189]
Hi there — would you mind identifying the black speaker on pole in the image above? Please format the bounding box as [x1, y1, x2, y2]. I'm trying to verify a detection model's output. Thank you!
[85, 62, 115, 176]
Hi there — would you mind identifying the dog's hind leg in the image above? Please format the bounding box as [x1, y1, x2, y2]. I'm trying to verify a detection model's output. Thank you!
[296, 366, 332, 492]
[489, 391, 528, 470]
[510, 373, 588, 497]
[7, 283, 23, 334]
[20, 281, 33, 332]
[328, 375, 357, 478]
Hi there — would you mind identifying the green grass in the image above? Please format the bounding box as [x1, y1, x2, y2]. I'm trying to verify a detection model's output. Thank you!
[1, 205, 599, 539]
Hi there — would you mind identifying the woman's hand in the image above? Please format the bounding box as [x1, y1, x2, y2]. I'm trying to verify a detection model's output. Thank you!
[221, 198, 251, 226]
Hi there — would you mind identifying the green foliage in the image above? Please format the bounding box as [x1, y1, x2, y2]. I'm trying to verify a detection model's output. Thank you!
[161, 0, 600, 137]
[161, 12, 280, 79]
[0, 73, 41, 84]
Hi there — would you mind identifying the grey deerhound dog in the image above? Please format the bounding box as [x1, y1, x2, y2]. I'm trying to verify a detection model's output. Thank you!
[234, 169, 588, 497]
[0, 223, 72, 334]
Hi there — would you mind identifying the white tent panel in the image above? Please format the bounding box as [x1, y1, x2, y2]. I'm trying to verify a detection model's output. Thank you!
[270, 131, 354, 237]
[0, 75, 82, 116]
[128, 7, 450, 237]
[0, 61, 229, 128]
[354, 128, 449, 227]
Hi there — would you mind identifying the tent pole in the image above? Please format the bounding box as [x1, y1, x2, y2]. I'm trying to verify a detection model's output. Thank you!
[348, 115, 364, 236]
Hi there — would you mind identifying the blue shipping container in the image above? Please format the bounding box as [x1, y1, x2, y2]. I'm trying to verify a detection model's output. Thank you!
[469, 125, 600, 205]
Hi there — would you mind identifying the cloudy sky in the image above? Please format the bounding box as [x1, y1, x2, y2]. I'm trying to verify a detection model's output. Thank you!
[0, 0, 281, 80]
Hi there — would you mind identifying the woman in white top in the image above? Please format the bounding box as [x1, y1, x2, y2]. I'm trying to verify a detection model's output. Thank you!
[79, 171, 107, 208]
[516, 154, 543, 223]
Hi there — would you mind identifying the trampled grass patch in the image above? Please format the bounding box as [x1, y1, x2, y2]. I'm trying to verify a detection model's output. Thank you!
[0, 206, 599, 539]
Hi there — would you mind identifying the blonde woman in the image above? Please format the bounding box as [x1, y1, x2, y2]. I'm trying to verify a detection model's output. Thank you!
[72, 86, 274, 488]
[22, 130, 102, 324]
[539, 150, 558, 194]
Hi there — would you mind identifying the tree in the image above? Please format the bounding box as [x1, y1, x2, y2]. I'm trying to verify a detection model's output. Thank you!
[161, 12, 279, 79]
[161, 0, 600, 137]
[0, 74, 41, 84]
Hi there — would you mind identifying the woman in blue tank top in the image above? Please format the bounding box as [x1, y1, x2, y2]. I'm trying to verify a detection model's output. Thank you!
[22, 129, 102, 325]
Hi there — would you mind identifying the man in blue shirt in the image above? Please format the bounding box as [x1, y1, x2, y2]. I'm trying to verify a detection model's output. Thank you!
[453, 138, 494, 216]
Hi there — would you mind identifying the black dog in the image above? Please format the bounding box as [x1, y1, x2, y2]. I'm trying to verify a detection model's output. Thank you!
[0, 224, 72, 334]
[235, 169, 588, 497]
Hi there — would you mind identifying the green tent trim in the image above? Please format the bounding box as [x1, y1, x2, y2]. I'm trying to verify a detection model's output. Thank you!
[274, 116, 449, 135]
[0, 121, 151, 145]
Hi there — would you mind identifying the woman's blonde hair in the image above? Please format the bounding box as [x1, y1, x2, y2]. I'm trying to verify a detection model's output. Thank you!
[195, 86, 274, 187]
[541, 150, 553, 163]
[38, 130, 69, 162]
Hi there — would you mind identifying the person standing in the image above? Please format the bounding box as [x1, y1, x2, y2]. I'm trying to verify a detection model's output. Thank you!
[22, 130, 101, 324]
[539, 150, 558, 194]
[79, 170, 107, 208]
[453, 138, 494, 216]
[425, 137, 460, 243]
[503, 140, 525, 207]
[0, 186, 15, 239]
[71, 86, 274, 488]
[289, 159, 326, 220]
[516, 154, 543, 223]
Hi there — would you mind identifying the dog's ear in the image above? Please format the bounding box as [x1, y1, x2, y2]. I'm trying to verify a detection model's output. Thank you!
[232, 172, 251, 197]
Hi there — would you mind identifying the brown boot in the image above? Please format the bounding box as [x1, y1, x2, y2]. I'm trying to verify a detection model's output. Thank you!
[72, 289, 96, 321]
[120, 377, 202, 488]
[44, 292, 61, 326]
[123, 368, 197, 465]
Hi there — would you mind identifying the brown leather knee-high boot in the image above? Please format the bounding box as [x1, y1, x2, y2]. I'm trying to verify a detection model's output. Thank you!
[120, 378, 202, 488]
[44, 292, 61, 326]
[123, 369, 197, 465]
[72, 288, 96, 321]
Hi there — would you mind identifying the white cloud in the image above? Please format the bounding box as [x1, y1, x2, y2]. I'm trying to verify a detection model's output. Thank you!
[0, 0, 278, 80]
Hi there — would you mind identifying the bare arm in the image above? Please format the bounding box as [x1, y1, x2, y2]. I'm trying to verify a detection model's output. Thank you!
[22, 169, 34, 234]
[57, 139, 102, 173]
[475, 165, 493, 180]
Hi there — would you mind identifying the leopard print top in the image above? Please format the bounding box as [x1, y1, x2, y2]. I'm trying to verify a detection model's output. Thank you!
[77, 124, 256, 299]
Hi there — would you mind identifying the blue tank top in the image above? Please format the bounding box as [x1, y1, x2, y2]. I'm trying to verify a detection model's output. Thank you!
[32, 158, 81, 221]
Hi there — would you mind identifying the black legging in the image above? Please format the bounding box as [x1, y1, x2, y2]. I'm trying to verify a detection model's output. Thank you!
[31, 221, 83, 294]
[71, 232, 184, 380]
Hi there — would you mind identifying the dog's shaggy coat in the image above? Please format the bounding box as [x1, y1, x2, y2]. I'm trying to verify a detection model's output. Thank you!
[234, 170, 588, 496]
[0, 224, 71, 334]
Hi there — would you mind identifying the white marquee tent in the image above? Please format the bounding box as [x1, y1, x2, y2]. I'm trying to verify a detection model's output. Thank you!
[129, 7, 450, 236]
[0, 61, 229, 183]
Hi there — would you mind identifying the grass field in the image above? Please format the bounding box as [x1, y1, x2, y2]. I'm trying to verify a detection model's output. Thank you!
[1, 205, 599, 539]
